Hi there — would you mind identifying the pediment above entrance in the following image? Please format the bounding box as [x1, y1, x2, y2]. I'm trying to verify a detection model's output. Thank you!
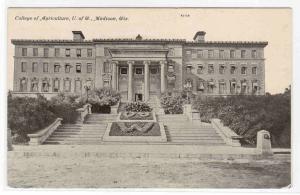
[108, 48, 169, 58]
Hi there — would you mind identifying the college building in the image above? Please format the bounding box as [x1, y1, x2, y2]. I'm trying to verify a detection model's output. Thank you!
[11, 31, 267, 101]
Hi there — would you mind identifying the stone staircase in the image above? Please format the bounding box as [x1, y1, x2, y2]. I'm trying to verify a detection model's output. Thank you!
[157, 114, 226, 145]
[44, 114, 118, 145]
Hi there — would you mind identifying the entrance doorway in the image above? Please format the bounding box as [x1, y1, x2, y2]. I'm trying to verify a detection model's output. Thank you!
[135, 93, 143, 101]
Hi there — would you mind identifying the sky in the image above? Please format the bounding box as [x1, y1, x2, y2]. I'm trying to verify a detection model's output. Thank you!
[7, 8, 292, 94]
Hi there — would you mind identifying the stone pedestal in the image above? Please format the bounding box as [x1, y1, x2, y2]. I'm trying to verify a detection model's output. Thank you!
[257, 130, 273, 156]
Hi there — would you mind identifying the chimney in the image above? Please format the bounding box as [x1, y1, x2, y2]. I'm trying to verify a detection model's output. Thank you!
[193, 31, 206, 42]
[72, 31, 85, 41]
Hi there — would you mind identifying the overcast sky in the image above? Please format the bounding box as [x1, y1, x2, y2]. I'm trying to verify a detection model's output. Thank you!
[7, 8, 292, 94]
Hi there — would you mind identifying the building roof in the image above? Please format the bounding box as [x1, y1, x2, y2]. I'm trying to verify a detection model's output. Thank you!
[11, 38, 268, 47]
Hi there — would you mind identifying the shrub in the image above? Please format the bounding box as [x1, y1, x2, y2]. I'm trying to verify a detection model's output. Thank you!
[125, 102, 152, 112]
[8, 94, 56, 143]
[193, 93, 291, 147]
[160, 92, 185, 114]
[84, 88, 121, 107]
[48, 92, 83, 124]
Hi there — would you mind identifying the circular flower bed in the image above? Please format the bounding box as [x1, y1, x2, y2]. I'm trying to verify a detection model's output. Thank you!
[120, 111, 153, 120]
[109, 122, 161, 136]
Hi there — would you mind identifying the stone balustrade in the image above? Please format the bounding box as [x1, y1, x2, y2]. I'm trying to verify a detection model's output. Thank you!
[28, 118, 63, 145]
[211, 118, 242, 147]
[76, 104, 92, 123]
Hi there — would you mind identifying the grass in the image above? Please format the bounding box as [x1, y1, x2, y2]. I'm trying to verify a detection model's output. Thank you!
[109, 122, 161, 136]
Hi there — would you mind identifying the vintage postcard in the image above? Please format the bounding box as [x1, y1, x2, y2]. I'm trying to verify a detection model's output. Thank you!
[6, 7, 292, 189]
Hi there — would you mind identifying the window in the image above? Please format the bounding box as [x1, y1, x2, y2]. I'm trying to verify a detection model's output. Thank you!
[219, 50, 224, 59]
[252, 81, 259, 95]
[197, 80, 205, 92]
[252, 67, 257, 74]
[241, 81, 247, 94]
[219, 65, 225, 74]
[230, 81, 236, 94]
[251, 50, 257, 58]
[33, 48, 38, 56]
[207, 81, 214, 93]
[65, 64, 71, 73]
[150, 67, 158, 74]
[20, 78, 27, 92]
[186, 65, 192, 74]
[241, 50, 246, 58]
[75, 80, 82, 92]
[42, 80, 49, 92]
[241, 67, 247, 75]
[219, 82, 226, 94]
[230, 65, 236, 74]
[197, 65, 203, 74]
[22, 48, 27, 56]
[186, 50, 191, 56]
[21, 62, 27, 72]
[103, 62, 110, 73]
[76, 64, 81, 73]
[53, 79, 60, 92]
[64, 79, 71, 92]
[120, 67, 127, 75]
[208, 50, 214, 58]
[87, 49, 92, 57]
[197, 50, 203, 58]
[43, 63, 48, 73]
[32, 62, 38, 72]
[208, 64, 214, 74]
[76, 49, 81, 57]
[230, 50, 235, 58]
[54, 64, 60, 73]
[44, 48, 49, 57]
[87, 63, 92, 73]
[65, 48, 70, 57]
[135, 67, 143, 75]
[103, 80, 110, 88]
[55, 48, 60, 57]
[31, 79, 38, 92]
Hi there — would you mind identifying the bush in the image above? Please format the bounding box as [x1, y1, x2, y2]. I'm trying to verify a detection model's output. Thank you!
[8, 94, 56, 143]
[193, 93, 291, 147]
[48, 92, 83, 124]
[125, 102, 152, 112]
[160, 92, 185, 114]
[84, 88, 121, 107]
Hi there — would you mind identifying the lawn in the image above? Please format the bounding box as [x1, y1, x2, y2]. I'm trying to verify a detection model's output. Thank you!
[7, 153, 290, 188]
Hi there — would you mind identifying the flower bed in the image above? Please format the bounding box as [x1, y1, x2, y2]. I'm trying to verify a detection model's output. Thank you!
[109, 122, 160, 136]
[120, 111, 153, 120]
[102, 122, 167, 142]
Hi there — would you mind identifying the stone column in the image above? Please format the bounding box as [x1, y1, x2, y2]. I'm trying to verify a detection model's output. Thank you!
[160, 61, 167, 93]
[111, 61, 118, 90]
[127, 61, 134, 102]
[144, 61, 150, 102]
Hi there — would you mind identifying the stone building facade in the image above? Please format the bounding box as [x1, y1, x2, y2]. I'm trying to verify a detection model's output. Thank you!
[11, 31, 267, 101]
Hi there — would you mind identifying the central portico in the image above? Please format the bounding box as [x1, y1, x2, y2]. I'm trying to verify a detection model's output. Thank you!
[107, 59, 167, 102]
[100, 47, 171, 102]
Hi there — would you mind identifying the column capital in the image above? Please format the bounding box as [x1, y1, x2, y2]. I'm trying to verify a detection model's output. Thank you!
[143, 60, 151, 66]
[127, 61, 135, 66]
[159, 60, 167, 66]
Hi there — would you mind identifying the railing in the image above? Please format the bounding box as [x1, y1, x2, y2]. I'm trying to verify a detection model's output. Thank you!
[76, 104, 92, 123]
[28, 118, 63, 145]
[211, 118, 242, 147]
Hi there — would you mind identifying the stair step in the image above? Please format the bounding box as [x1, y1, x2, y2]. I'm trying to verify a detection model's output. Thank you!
[50, 134, 103, 138]
[46, 137, 102, 141]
